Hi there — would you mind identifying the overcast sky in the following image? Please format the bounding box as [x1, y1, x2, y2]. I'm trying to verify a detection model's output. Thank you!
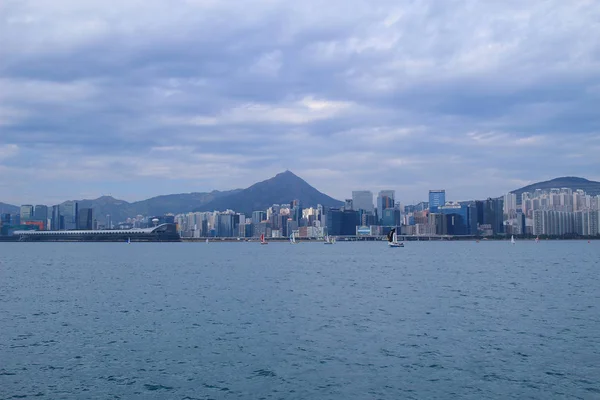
[1, 0, 599, 206]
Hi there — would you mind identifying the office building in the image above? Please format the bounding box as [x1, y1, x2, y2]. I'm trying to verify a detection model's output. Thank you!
[73, 202, 79, 227]
[439, 202, 470, 235]
[20, 205, 34, 221]
[381, 208, 401, 227]
[34, 205, 49, 229]
[76, 208, 93, 230]
[1, 213, 11, 225]
[352, 191, 374, 213]
[252, 211, 266, 224]
[216, 213, 234, 237]
[428, 190, 446, 213]
[483, 197, 504, 235]
[377, 190, 395, 222]
[325, 208, 360, 236]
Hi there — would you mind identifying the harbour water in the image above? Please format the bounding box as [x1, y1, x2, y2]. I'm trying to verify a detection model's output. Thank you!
[1, 241, 599, 399]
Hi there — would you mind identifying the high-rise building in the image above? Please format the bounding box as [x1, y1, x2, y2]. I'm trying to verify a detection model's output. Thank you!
[1, 213, 11, 225]
[216, 213, 234, 237]
[428, 190, 446, 213]
[51, 205, 63, 230]
[34, 205, 49, 229]
[428, 213, 447, 235]
[439, 202, 470, 235]
[77, 208, 93, 230]
[252, 211, 266, 224]
[483, 197, 504, 235]
[106, 214, 112, 230]
[352, 191, 374, 213]
[503, 193, 517, 217]
[381, 208, 401, 227]
[20, 205, 34, 221]
[325, 208, 360, 236]
[377, 190, 395, 222]
[73, 202, 79, 228]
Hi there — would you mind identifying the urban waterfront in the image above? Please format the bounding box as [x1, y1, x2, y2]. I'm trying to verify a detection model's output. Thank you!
[1, 241, 599, 399]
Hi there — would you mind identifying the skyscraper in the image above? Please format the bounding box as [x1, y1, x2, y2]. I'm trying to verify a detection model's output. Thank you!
[34, 205, 49, 229]
[352, 191, 374, 213]
[483, 197, 504, 235]
[51, 205, 61, 230]
[1, 213, 11, 225]
[73, 202, 79, 228]
[325, 208, 360, 236]
[77, 208, 93, 230]
[20, 205, 34, 221]
[429, 190, 446, 213]
[377, 190, 395, 223]
[252, 211, 266, 224]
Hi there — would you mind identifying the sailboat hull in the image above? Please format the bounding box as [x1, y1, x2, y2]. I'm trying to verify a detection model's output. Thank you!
[388, 242, 404, 247]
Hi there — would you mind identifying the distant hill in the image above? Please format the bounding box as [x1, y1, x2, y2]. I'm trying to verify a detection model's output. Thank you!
[194, 170, 343, 215]
[1, 171, 341, 223]
[0, 202, 18, 214]
[511, 177, 600, 196]
[57, 190, 240, 223]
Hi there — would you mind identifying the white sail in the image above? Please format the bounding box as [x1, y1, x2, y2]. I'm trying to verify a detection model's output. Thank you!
[388, 230, 403, 247]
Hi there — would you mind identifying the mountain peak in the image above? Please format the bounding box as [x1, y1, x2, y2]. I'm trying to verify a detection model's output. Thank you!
[274, 170, 299, 179]
[194, 171, 342, 214]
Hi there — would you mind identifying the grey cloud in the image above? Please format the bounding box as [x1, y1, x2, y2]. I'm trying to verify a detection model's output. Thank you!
[0, 0, 599, 204]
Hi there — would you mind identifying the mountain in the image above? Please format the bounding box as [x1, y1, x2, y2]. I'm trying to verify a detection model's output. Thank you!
[194, 170, 343, 215]
[511, 177, 600, 197]
[1, 170, 340, 223]
[0, 202, 18, 214]
[57, 190, 240, 223]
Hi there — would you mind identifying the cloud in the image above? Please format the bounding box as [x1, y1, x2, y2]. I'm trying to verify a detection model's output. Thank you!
[0, 0, 599, 206]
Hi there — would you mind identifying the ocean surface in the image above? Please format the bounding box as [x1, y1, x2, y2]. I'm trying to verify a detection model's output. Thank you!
[1, 241, 599, 399]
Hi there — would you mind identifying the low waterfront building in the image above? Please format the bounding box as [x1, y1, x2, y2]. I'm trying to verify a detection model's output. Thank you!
[12, 223, 180, 242]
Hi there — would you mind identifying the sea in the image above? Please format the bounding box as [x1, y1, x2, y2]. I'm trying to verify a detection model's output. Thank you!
[1, 241, 599, 399]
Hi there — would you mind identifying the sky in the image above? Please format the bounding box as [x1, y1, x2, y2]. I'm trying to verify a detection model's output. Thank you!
[1, 0, 599, 206]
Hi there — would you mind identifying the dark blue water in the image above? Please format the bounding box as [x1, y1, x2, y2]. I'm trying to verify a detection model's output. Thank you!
[1, 241, 599, 399]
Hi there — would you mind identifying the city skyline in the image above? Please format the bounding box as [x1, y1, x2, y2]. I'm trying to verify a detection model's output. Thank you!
[1, 1, 599, 205]
[3, 181, 599, 238]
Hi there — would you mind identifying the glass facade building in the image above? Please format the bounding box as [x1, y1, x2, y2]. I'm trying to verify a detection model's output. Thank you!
[439, 203, 470, 235]
[352, 191, 374, 213]
[429, 190, 446, 213]
[326, 208, 360, 236]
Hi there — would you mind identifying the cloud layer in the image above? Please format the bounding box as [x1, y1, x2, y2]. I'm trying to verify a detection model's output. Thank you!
[1, 0, 599, 205]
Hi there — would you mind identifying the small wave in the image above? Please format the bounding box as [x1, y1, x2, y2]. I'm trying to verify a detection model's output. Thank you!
[253, 369, 277, 377]
[143, 384, 174, 391]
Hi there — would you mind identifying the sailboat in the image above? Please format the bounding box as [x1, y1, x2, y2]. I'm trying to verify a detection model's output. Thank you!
[324, 235, 333, 244]
[205, 238, 209, 243]
[127, 237, 131, 244]
[289, 232, 298, 244]
[260, 233, 268, 245]
[535, 236, 539, 243]
[388, 228, 404, 248]
[511, 235, 516, 244]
